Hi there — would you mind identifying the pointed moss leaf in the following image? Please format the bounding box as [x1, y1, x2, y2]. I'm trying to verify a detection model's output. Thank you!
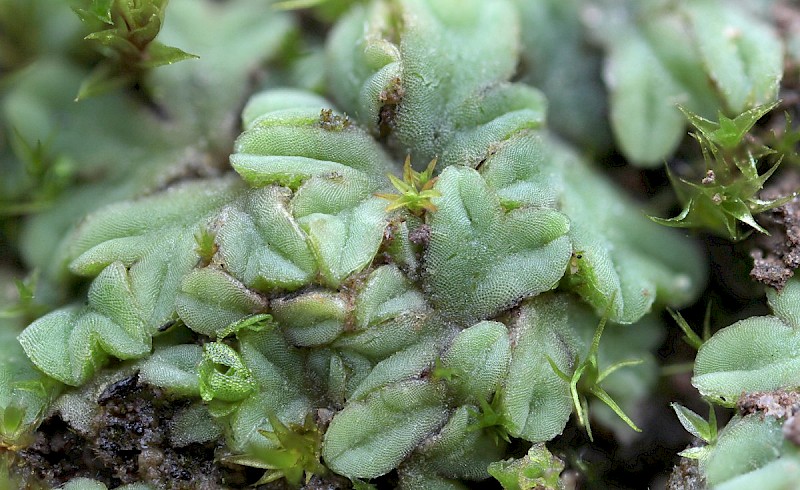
[75, 64, 131, 101]
[681, 103, 777, 150]
[578, 312, 661, 440]
[498, 295, 576, 442]
[271, 291, 346, 347]
[139, 344, 203, 397]
[558, 143, 705, 323]
[487, 443, 565, 490]
[227, 395, 312, 456]
[293, 177, 388, 287]
[415, 405, 506, 480]
[19, 262, 155, 386]
[231, 104, 392, 188]
[175, 268, 268, 337]
[327, 0, 545, 169]
[355, 265, 426, 330]
[424, 166, 571, 325]
[684, 0, 782, 114]
[440, 321, 511, 405]
[322, 380, 448, 479]
[693, 278, 800, 405]
[73, 0, 114, 24]
[702, 414, 795, 486]
[350, 336, 440, 401]
[603, 27, 687, 166]
[671, 403, 713, 443]
[214, 186, 317, 292]
[140, 41, 198, 69]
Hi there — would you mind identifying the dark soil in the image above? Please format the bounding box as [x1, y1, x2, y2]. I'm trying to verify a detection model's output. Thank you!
[12, 377, 228, 489]
[750, 171, 800, 290]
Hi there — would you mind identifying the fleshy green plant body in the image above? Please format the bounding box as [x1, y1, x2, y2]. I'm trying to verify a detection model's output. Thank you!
[0, 0, 791, 488]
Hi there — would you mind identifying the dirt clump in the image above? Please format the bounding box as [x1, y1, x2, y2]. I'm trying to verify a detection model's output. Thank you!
[750, 172, 800, 290]
[15, 376, 230, 489]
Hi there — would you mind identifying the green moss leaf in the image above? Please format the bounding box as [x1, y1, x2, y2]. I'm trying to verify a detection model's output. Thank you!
[355, 265, 426, 330]
[693, 277, 800, 405]
[323, 380, 448, 479]
[231, 104, 391, 188]
[479, 132, 704, 323]
[439, 321, 511, 406]
[349, 335, 441, 401]
[327, 0, 545, 170]
[684, 0, 782, 114]
[424, 166, 571, 325]
[175, 268, 268, 337]
[701, 414, 798, 486]
[213, 186, 317, 292]
[271, 291, 347, 347]
[557, 142, 705, 323]
[414, 405, 506, 481]
[19, 262, 153, 386]
[603, 25, 687, 166]
[139, 344, 202, 397]
[498, 295, 575, 442]
[231, 101, 393, 287]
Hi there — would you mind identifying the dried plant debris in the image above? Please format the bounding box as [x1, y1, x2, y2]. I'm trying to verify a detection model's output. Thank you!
[666, 457, 705, 490]
[750, 172, 800, 290]
[737, 389, 800, 419]
[738, 390, 800, 446]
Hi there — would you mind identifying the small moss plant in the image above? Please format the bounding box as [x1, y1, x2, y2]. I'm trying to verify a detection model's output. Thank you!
[375, 155, 441, 215]
[548, 302, 643, 441]
[225, 413, 326, 486]
[72, 0, 197, 99]
[652, 103, 796, 240]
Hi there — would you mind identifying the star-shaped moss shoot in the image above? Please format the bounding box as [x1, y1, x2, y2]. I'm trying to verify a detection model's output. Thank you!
[375, 156, 441, 216]
[72, 0, 198, 100]
[467, 388, 512, 446]
[652, 102, 796, 241]
[548, 304, 643, 441]
[226, 413, 326, 487]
